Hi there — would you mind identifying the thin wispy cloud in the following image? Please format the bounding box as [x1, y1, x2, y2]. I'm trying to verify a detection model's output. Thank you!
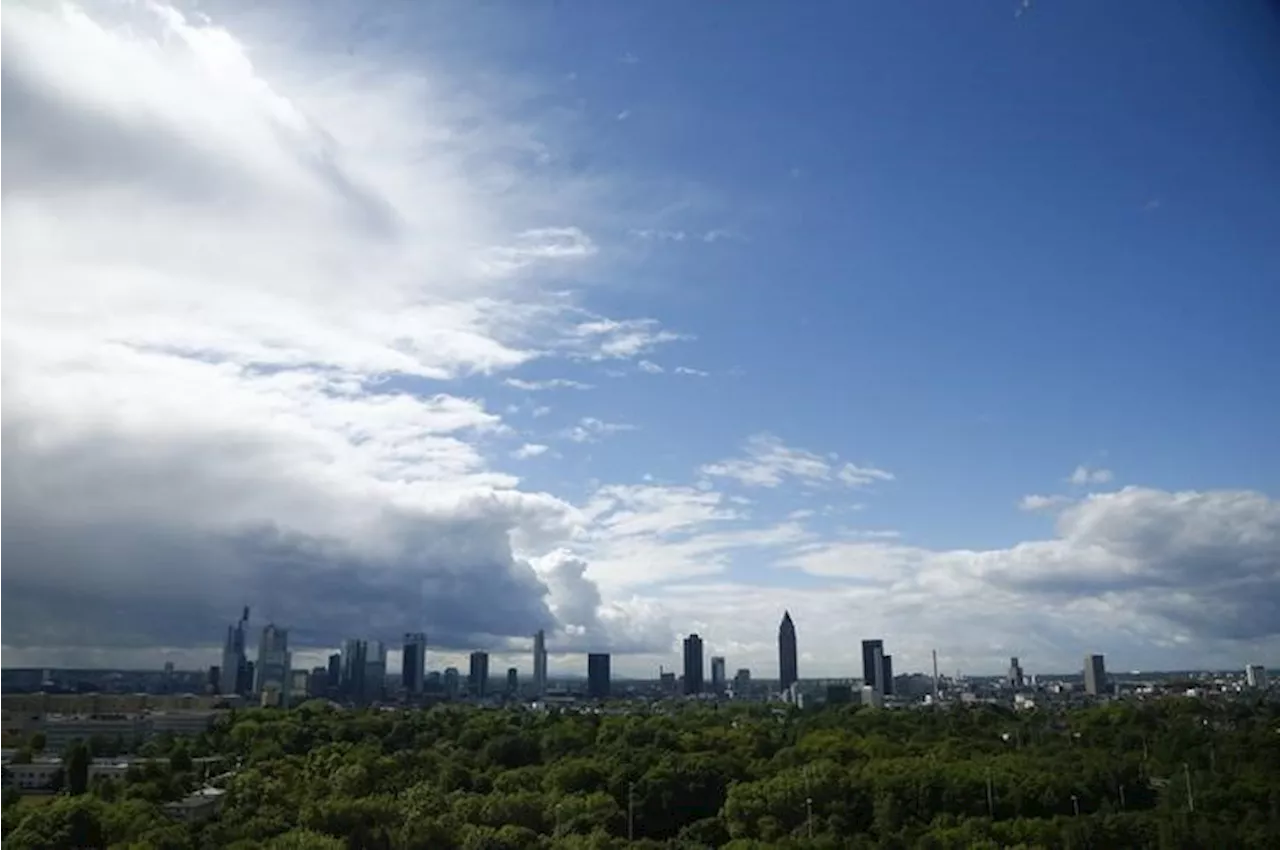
[563, 417, 637, 443]
[701, 434, 894, 489]
[1068, 465, 1114, 486]
[504, 378, 594, 391]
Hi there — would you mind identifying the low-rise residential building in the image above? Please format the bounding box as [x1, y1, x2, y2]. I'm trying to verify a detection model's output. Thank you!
[163, 787, 225, 823]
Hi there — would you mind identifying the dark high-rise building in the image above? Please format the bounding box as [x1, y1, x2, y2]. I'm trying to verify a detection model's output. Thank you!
[207, 665, 221, 694]
[506, 667, 518, 695]
[443, 667, 460, 698]
[241, 661, 256, 696]
[1083, 654, 1107, 696]
[341, 639, 367, 700]
[402, 633, 427, 695]
[327, 653, 341, 690]
[469, 651, 490, 697]
[587, 653, 611, 699]
[778, 611, 798, 692]
[881, 654, 894, 697]
[710, 656, 727, 694]
[309, 666, 328, 697]
[683, 634, 704, 695]
[861, 639, 885, 692]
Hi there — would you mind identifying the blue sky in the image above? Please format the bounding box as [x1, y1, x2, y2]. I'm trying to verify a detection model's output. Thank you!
[3, 0, 1278, 677]
[481, 0, 1280, 545]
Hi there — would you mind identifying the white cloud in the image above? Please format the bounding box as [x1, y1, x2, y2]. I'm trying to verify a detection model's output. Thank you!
[0, 0, 662, 658]
[570, 484, 809, 589]
[615, 109, 631, 121]
[512, 443, 550, 459]
[566, 317, 687, 361]
[701, 433, 894, 489]
[674, 366, 710, 377]
[562, 417, 636, 443]
[1019, 494, 1073, 512]
[637, 360, 664, 374]
[504, 377, 593, 391]
[1069, 464, 1114, 485]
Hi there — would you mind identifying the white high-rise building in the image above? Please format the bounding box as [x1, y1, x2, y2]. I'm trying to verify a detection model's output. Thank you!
[254, 624, 291, 706]
[1246, 664, 1269, 689]
[532, 630, 548, 696]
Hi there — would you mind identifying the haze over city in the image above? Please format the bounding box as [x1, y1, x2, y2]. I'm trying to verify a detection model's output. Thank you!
[3, 0, 1279, 681]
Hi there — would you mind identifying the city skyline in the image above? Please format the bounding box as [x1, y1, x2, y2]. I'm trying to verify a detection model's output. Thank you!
[3, 1, 1278, 677]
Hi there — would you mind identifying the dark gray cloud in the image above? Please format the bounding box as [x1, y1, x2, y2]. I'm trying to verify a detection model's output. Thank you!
[984, 487, 1280, 641]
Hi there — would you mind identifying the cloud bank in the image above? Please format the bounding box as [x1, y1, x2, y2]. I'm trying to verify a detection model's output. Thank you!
[0, 0, 672, 662]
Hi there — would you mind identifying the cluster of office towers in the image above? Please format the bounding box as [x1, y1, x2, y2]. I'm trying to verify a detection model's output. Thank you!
[216, 610, 597, 705]
[217, 609, 905, 705]
[676, 612, 896, 698]
[217, 608, 292, 705]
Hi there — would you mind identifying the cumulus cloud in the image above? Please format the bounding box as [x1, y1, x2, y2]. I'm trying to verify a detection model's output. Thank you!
[701, 433, 894, 489]
[674, 366, 710, 377]
[776, 487, 1280, 650]
[637, 360, 664, 374]
[0, 0, 661, 661]
[512, 443, 550, 459]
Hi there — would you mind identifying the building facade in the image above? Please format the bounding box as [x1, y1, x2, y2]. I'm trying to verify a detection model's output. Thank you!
[587, 653, 611, 699]
[778, 611, 798, 693]
[682, 634, 704, 695]
[402, 633, 427, 695]
[1083, 654, 1107, 696]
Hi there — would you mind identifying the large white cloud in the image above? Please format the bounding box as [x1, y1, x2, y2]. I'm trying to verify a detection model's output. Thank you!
[0, 0, 677, 663]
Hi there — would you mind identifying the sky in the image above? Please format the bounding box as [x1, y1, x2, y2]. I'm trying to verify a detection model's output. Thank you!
[3, 0, 1279, 680]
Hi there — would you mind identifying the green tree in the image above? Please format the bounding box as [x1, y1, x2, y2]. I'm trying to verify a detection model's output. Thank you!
[63, 741, 91, 796]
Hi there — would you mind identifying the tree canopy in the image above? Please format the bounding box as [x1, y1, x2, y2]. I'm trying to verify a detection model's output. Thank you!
[4, 697, 1278, 849]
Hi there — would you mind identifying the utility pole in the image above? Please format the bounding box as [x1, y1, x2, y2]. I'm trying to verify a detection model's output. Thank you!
[1071, 794, 1079, 817]
[628, 782, 635, 841]
[1184, 762, 1195, 813]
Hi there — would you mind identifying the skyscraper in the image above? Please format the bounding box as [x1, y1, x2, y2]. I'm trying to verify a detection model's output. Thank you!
[506, 667, 519, 695]
[341, 638, 367, 700]
[532, 630, 548, 697]
[365, 641, 387, 702]
[254, 624, 291, 705]
[218, 607, 250, 696]
[327, 652, 341, 691]
[881, 654, 895, 697]
[861, 639, 885, 694]
[1246, 664, 1269, 689]
[587, 653, 611, 699]
[1083, 654, 1107, 696]
[710, 656, 727, 694]
[402, 632, 427, 695]
[1007, 656, 1024, 689]
[683, 634, 704, 695]
[778, 611, 798, 692]
[469, 651, 490, 697]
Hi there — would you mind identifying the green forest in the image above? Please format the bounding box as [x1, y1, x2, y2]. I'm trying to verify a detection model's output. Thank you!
[4, 698, 1279, 849]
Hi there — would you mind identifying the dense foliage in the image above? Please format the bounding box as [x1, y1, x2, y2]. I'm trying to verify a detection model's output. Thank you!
[4, 698, 1279, 849]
